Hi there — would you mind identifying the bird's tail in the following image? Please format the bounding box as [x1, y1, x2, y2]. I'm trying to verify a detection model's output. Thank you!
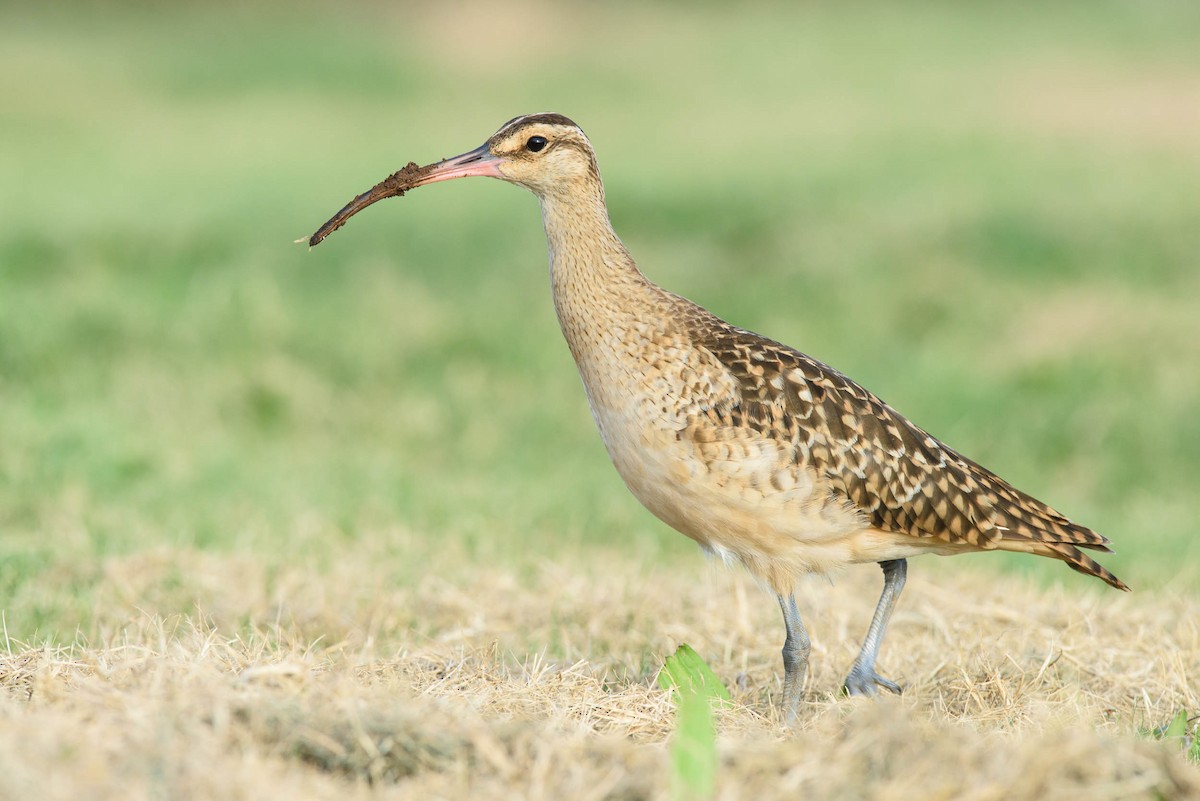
[996, 534, 1130, 591]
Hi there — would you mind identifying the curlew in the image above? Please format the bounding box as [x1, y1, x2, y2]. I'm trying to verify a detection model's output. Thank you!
[307, 113, 1128, 722]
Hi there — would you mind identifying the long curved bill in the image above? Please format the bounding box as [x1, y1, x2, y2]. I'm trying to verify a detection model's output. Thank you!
[307, 143, 503, 247]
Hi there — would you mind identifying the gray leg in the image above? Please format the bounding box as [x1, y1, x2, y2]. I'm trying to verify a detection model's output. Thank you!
[777, 593, 811, 724]
[844, 559, 907, 697]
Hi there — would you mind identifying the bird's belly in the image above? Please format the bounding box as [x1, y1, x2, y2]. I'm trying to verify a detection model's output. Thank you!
[587, 396, 901, 590]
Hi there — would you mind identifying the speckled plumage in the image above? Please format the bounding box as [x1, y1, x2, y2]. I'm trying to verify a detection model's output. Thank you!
[683, 309, 1125, 588]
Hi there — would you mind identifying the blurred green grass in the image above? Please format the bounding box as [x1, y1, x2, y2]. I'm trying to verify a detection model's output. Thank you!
[1, 0, 1198, 640]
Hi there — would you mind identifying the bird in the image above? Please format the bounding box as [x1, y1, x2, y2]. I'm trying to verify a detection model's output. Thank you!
[306, 113, 1129, 723]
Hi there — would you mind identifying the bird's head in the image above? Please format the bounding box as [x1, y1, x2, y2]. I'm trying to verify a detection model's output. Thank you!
[308, 113, 599, 246]
[484, 113, 600, 194]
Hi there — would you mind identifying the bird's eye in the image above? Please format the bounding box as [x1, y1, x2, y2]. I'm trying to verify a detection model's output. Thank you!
[526, 135, 548, 153]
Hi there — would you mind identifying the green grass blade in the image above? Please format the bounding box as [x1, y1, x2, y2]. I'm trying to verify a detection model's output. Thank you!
[658, 645, 727, 801]
[672, 687, 717, 801]
[657, 644, 732, 703]
[1163, 708, 1189, 739]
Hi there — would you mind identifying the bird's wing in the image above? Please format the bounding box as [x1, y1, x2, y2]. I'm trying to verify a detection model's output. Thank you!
[684, 311, 1113, 555]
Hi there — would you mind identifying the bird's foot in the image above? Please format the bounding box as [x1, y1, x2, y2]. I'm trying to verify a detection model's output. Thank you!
[842, 664, 902, 697]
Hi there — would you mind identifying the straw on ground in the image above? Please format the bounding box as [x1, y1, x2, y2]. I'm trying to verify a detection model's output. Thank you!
[1, 547, 1197, 800]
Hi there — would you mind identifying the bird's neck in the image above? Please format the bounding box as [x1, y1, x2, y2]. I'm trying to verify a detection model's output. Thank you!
[538, 185, 666, 349]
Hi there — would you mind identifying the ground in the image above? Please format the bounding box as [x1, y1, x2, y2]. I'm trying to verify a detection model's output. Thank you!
[2, 548, 1198, 799]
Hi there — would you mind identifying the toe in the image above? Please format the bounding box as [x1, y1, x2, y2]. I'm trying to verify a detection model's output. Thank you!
[843, 668, 902, 697]
[843, 670, 878, 697]
[875, 675, 902, 695]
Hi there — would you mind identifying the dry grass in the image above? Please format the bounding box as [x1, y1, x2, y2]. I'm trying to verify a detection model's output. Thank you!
[2, 546, 1197, 800]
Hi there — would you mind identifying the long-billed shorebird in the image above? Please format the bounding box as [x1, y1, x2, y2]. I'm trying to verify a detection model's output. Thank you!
[307, 113, 1128, 722]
